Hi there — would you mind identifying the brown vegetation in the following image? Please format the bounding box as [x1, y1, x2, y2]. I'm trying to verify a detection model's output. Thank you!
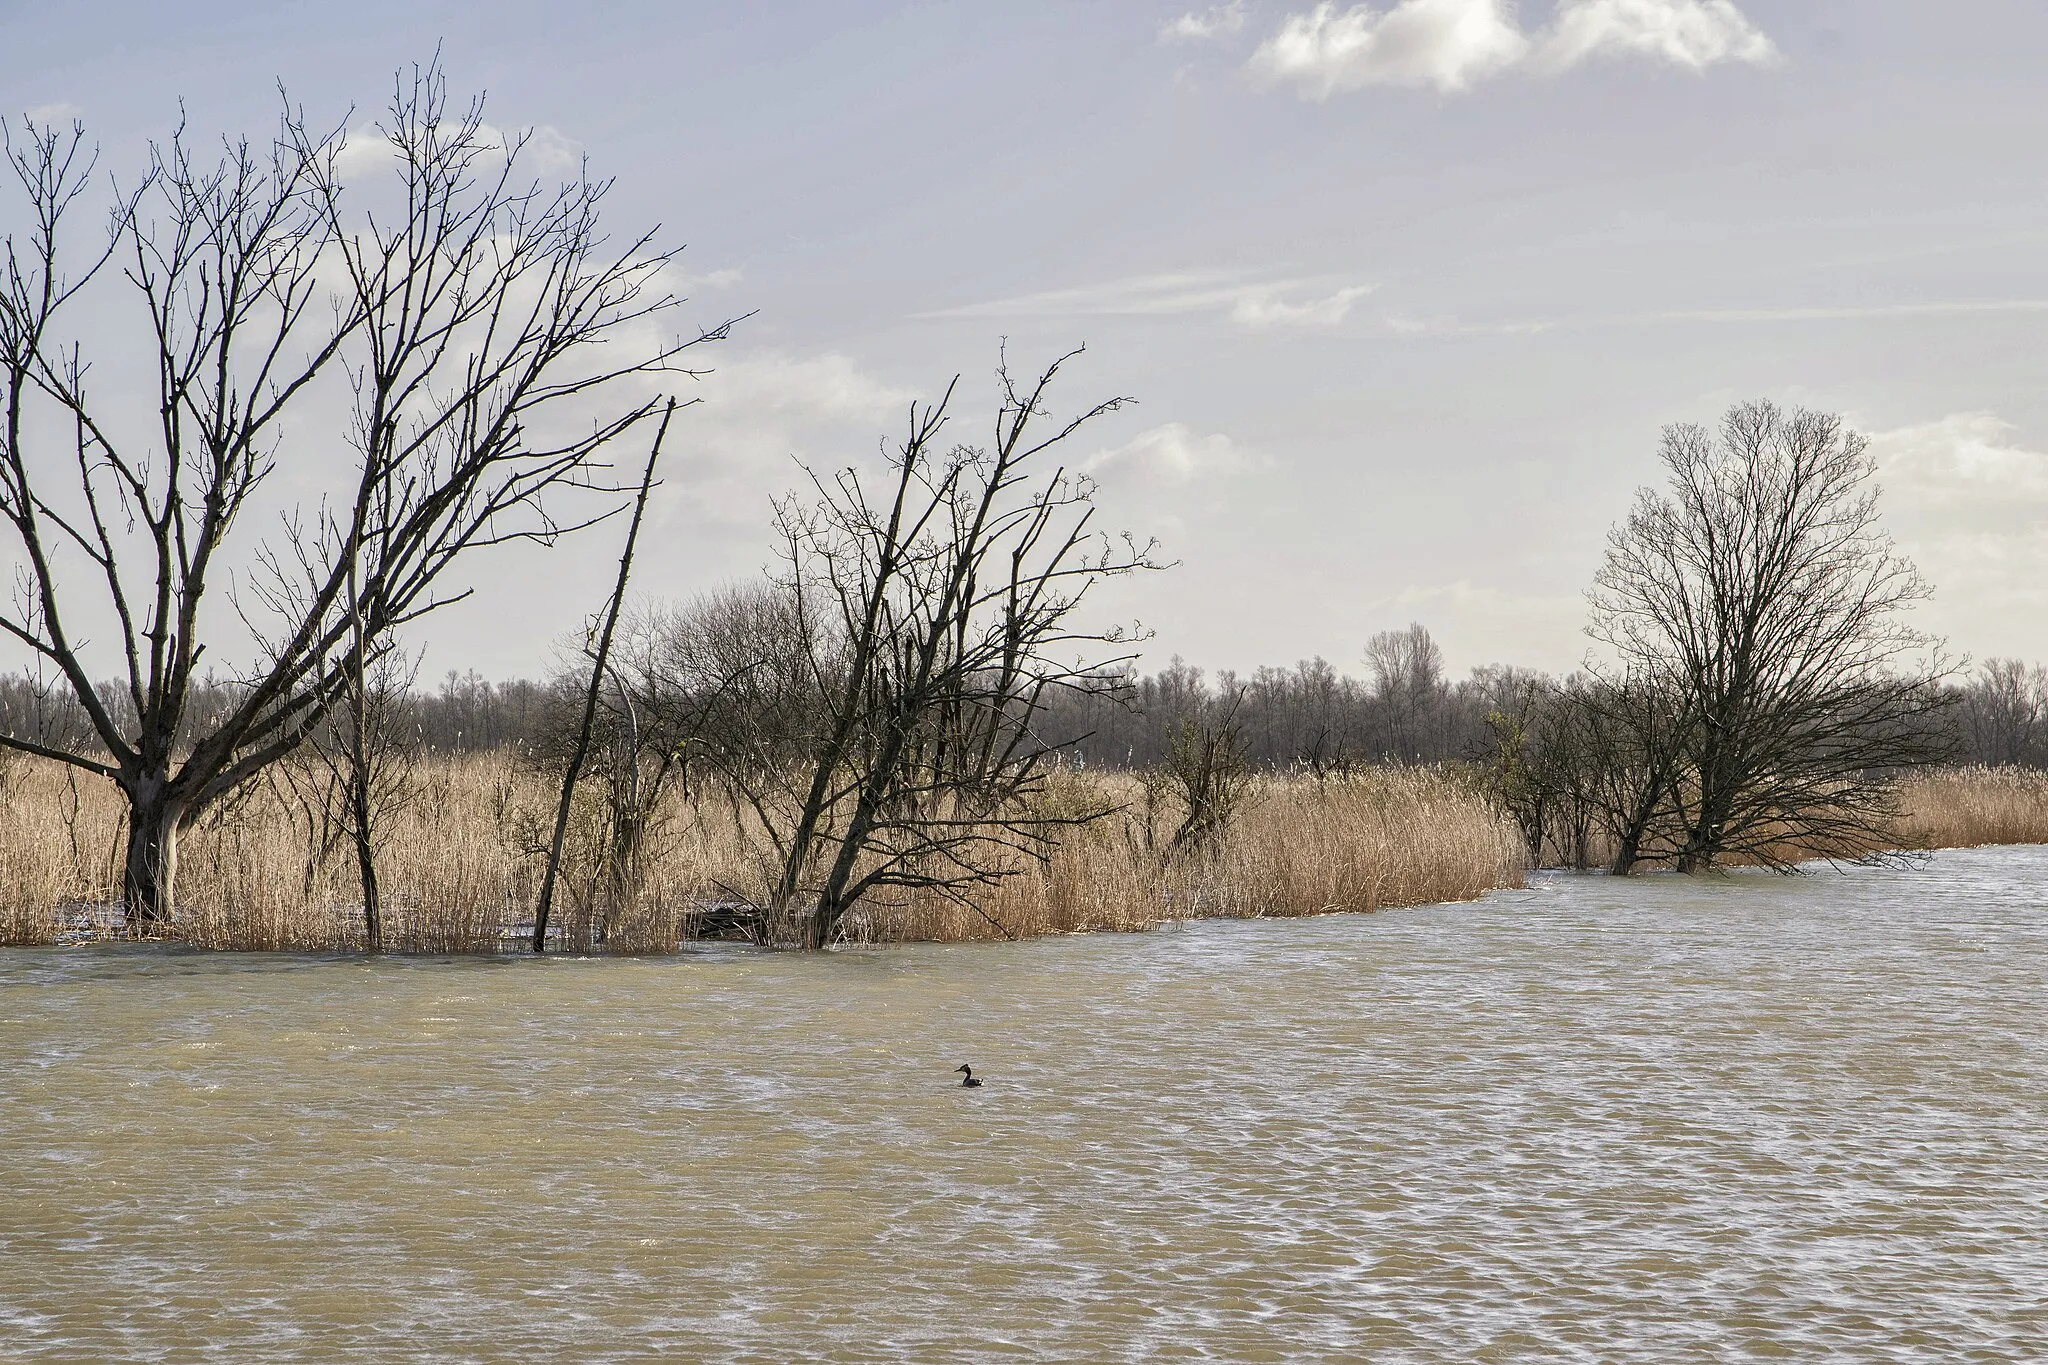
[7, 754, 2044, 954]
[0, 754, 1521, 950]
[1892, 767, 2048, 851]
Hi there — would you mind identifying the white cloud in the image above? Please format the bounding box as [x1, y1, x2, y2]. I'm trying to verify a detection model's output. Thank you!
[1537, 0, 1777, 71]
[1084, 423, 1262, 487]
[659, 349, 921, 527]
[1872, 412, 2048, 537]
[1249, 0, 1775, 98]
[699, 350, 915, 421]
[1382, 296, 2048, 338]
[1232, 283, 1376, 327]
[652, 259, 745, 297]
[25, 102, 82, 125]
[1162, 1, 1249, 42]
[1250, 0, 1528, 95]
[1867, 412, 2048, 652]
[921, 269, 1376, 330]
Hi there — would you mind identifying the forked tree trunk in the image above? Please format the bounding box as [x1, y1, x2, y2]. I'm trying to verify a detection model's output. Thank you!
[122, 782, 184, 931]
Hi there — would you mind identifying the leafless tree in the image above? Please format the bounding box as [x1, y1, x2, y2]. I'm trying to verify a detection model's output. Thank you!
[309, 642, 423, 950]
[0, 62, 728, 927]
[1150, 688, 1254, 855]
[1565, 671, 1695, 874]
[711, 351, 1159, 947]
[1956, 658, 2046, 767]
[1589, 400, 1952, 872]
[534, 399, 674, 952]
[1365, 622, 1446, 763]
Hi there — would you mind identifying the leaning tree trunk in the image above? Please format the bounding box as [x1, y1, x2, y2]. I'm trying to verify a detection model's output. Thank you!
[121, 778, 185, 931]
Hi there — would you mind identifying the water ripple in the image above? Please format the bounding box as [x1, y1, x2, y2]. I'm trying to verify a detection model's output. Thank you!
[2, 848, 2045, 1360]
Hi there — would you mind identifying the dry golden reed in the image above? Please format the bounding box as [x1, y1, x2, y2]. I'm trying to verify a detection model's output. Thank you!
[0, 753, 1525, 951]
[863, 767, 1527, 943]
[1892, 766, 2048, 851]
[7, 756, 2041, 953]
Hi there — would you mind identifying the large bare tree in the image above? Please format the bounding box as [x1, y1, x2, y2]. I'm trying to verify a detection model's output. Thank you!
[706, 351, 1158, 947]
[0, 63, 727, 926]
[1588, 400, 1951, 871]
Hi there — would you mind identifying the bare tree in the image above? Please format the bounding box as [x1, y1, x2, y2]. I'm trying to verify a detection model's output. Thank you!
[1567, 671, 1694, 874]
[1151, 688, 1255, 855]
[711, 351, 1159, 947]
[309, 642, 423, 950]
[1956, 658, 2046, 767]
[0, 63, 728, 927]
[533, 399, 674, 953]
[1589, 400, 1952, 872]
[1365, 622, 1446, 763]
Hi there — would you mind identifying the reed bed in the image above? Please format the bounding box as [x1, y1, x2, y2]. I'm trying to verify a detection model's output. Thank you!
[1893, 767, 2048, 850]
[0, 753, 1523, 951]
[860, 767, 1527, 942]
[10, 756, 2040, 953]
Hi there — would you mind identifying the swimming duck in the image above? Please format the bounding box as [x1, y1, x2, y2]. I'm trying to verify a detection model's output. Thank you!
[955, 1064, 984, 1088]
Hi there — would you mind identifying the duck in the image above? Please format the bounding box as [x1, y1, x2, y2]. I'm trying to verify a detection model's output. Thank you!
[955, 1064, 984, 1088]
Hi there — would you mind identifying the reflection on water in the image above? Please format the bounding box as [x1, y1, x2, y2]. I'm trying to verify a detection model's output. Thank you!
[3, 848, 2046, 1362]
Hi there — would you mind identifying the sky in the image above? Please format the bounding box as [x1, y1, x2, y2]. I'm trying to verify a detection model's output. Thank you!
[4, 0, 2048, 684]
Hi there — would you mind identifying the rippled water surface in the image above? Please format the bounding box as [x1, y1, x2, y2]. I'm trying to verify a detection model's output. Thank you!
[5, 848, 2047, 1362]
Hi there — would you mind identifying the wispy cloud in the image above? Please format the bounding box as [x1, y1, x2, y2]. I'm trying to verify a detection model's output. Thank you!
[24, 102, 82, 125]
[1084, 423, 1264, 487]
[1868, 412, 2048, 646]
[1536, 0, 1777, 73]
[1249, 0, 1776, 98]
[1233, 284, 1378, 327]
[919, 269, 1377, 330]
[655, 261, 746, 296]
[1385, 297, 2048, 337]
[1250, 0, 1529, 95]
[660, 349, 920, 526]
[1161, 1, 1249, 43]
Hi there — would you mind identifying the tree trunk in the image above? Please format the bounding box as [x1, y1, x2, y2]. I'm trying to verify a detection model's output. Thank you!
[122, 783, 183, 931]
[535, 399, 675, 953]
[1675, 804, 1721, 872]
[351, 766, 382, 951]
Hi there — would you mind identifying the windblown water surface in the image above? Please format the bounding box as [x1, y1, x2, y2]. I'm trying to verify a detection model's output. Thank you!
[4, 846, 2046, 1362]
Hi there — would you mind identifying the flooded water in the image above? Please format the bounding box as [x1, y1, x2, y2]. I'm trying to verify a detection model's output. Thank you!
[4, 847, 2046, 1362]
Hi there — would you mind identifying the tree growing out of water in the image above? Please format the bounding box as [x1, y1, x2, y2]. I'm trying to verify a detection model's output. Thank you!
[1151, 688, 1255, 856]
[0, 63, 729, 928]
[710, 351, 1159, 947]
[1588, 400, 1952, 871]
[307, 642, 424, 951]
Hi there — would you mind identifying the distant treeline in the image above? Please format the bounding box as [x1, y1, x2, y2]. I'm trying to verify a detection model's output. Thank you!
[1034, 636, 2048, 774]
[9, 628, 2045, 772]
[0, 670, 555, 758]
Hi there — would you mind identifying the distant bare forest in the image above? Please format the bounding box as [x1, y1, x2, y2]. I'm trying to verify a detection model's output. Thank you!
[6, 625, 2040, 772]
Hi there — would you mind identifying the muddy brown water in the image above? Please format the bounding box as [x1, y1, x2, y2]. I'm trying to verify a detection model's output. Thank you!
[3, 847, 2046, 1362]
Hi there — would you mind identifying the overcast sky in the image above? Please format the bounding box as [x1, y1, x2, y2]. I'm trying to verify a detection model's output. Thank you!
[6, 1, 2048, 682]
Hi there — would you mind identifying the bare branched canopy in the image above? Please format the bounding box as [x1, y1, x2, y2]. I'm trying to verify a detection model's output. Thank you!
[1586, 400, 1953, 871]
[695, 350, 1161, 946]
[0, 62, 731, 922]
